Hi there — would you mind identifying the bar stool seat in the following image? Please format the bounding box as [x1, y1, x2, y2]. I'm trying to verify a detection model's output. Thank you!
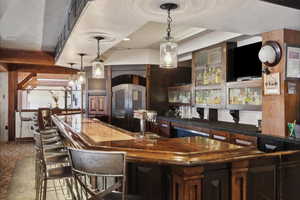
[46, 166, 73, 180]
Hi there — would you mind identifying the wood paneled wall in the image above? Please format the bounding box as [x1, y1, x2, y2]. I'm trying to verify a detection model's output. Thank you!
[262, 29, 300, 137]
[146, 65, 191, 115]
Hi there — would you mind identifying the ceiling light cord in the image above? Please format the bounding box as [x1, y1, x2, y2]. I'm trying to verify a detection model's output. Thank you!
[97, 38, 101, 58]
[166, 8, 173, 40]
[80, 55, 83, 71]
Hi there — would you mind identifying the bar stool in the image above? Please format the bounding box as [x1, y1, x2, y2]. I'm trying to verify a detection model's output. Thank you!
[19, 111, 33, 139]
[34, 130, 75, 200]
[68, 148, 142, 200]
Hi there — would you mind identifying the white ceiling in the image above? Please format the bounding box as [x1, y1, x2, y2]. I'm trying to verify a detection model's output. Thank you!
[0, 0, 300, 66]
[56, 0, 300, 67]
[0, 0, 69, 51]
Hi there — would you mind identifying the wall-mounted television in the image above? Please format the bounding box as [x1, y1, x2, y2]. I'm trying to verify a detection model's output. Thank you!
[228, 42, 262, 82]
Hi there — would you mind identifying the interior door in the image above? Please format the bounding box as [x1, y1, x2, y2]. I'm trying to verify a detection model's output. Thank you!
[112, 84, 145, 131]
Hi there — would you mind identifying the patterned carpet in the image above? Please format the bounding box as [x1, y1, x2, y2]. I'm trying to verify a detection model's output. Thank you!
[0, 142, 34, 200]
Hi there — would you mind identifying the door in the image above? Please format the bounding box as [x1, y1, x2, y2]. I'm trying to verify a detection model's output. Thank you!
[112, 84, 145, 131]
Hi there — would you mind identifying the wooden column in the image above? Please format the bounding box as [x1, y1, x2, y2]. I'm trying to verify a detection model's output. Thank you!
[231, 161, 249, 200]
[8, 71, 18, 141]
[262, 29, 300, 137]
[172, 166, 204, 200]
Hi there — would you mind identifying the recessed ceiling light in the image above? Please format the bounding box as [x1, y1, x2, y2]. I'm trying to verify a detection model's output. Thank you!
[123, 38, 130, 41]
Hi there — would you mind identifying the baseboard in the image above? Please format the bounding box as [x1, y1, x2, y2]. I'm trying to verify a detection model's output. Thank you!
[15, 137, 34, 143]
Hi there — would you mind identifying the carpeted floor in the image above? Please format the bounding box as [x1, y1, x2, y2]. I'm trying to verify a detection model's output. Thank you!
[0, 142, 34, 200]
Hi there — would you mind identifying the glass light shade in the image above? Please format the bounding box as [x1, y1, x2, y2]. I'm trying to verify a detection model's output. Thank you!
[77, 71, 85, 84]
[68, 74, 77, 86]
[160, 39, 178, 69]
[68, 79, 75, 86]
[92, 59, 105, 79]
[258, 45, 276, 64]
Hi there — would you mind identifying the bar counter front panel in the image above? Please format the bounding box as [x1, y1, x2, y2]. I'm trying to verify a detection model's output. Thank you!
[52, 114, 300, 200]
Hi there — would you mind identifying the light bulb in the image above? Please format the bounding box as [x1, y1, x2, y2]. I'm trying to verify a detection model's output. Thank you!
[163, 52, 173, 66]
[78, 74, 85, 84]
[95, 67, 101, 76]
[69, 80, 74, 86]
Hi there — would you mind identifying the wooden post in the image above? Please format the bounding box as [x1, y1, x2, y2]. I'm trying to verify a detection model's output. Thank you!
[262, 29, 300, 137]
[8, 71, 18, 141]
[172, 166, 204, 200]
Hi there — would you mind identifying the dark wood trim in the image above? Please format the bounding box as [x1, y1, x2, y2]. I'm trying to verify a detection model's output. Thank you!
[0, 48, 54, 65]
[0, 63, 8, 72]
[146, 64, 151, 109]
[8, 71, 18, 141]
[10, 63, 78, 74]
[17, 73, 37, 90]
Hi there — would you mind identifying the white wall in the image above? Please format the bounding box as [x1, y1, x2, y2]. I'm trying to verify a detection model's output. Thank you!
[15, 111, 35, 139]
[0, 72, 8, 141]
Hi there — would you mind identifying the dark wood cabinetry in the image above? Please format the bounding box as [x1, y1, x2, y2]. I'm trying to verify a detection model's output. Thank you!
[230, 133, 257, 147]
[211, 129, 230, 142]
[127, 163, 170, 200]
[203, 166, 230, 200]
[148, 119, 171, 138]
[279, 152, 300, 200]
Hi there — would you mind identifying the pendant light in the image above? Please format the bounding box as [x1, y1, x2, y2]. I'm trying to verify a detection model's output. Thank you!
[68, 62, 76, 86]
[77, 53, 86, 84]
[92, 36, 105, 79]
[160, 3, 178, 69]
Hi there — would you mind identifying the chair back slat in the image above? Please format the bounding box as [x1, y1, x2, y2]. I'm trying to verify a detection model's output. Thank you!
[68, 148, 126, 176]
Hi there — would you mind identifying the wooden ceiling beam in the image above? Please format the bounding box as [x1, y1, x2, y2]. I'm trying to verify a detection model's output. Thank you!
[0, 48, 54, 65]
[22, 76, 37, 89]
[10, 64, 79, 74]
[17, 73, 37, 90]
[0, 63, 8, 72]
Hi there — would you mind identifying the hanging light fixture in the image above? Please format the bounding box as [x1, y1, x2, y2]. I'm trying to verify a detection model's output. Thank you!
[77, 53, 86, 84]
[92, 36, 105, 79]
[160, 3, 178, 69]
[68, 62, 76, 86]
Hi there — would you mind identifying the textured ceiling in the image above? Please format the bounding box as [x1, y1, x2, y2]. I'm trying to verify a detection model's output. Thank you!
[0, 0, 70, 51]
[56, 0, 300, 66]
[0, 0, 300, 67]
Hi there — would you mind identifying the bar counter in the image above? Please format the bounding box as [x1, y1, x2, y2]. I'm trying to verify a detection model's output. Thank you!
[52, 114, 263, 166]
[52, 114, 300, 200]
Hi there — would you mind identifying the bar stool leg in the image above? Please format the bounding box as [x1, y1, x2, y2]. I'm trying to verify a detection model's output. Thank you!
[42, 178, 47, 200]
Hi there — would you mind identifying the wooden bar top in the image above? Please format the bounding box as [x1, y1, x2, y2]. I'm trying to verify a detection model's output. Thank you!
[52, 114, 264, 166]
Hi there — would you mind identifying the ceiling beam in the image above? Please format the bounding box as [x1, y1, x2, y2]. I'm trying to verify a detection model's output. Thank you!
[0, 63, 8, 72]
[0, 48, 55, 65]
[10, 64, 79, 74]
[17, 73, 37, 90]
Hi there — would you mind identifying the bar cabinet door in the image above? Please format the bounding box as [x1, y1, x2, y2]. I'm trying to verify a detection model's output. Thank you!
[203, 169, 230, 200]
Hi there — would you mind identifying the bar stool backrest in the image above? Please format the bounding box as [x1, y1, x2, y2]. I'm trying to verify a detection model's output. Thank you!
[68, 148, 126, 177]
[38, 108, 51, 130]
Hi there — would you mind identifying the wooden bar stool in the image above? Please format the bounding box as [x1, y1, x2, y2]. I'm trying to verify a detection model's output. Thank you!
[68, 148, 141, 200]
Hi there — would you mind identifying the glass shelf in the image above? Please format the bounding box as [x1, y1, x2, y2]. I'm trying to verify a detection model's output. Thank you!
[168, 85, 191, 105]
[195, 88, 224, 108]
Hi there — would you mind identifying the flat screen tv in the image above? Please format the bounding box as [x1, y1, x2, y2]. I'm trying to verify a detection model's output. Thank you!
[229, 42, 262, 81]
